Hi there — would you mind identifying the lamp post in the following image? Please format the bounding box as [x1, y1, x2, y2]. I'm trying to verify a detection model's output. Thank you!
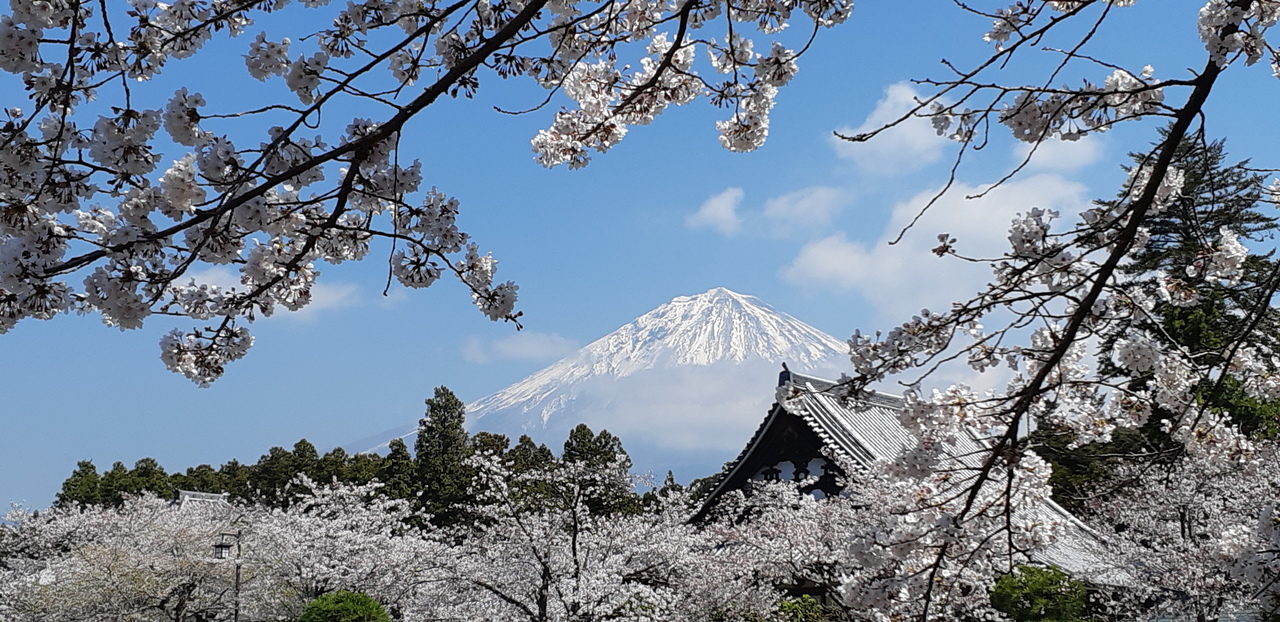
[213, 531, 242, 622]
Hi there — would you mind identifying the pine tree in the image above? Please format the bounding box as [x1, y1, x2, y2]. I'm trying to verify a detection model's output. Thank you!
[55, 460, 102, 508]
[415, 386, 474, 526]
[292, 439, 322, 479]
[378, 438, 416, 500]
[1124, 133, 1280, 438]
[128, 458, 174, 499]
[1034, 132, 1280, 511]
[562, 424, 631, 471]
[471, 431, 511, 457]
[560, 424, 641, 515]
[251, 446, 298, 505]
[508, 435, 555, 473]
[169, 464, 225, 494]
[218, 459, 254, 502]
[345, 452, 383, 486]
[98, 461, 132, 506]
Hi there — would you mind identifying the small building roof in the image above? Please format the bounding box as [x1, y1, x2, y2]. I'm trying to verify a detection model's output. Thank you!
[176, 490, 231, 510]
[702, 368, 1132, 586]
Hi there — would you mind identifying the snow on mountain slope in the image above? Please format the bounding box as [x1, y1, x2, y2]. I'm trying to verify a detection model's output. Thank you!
[468, 287, 847, 427]
[359, 288, 850, 478]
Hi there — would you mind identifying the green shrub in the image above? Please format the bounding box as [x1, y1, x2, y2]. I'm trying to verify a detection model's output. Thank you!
[297, 591, 391, 622]
[990, 565, 1089, 622]
[777, 595, 830, 622]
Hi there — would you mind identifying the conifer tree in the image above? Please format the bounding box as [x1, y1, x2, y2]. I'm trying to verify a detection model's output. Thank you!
[98, 461, 132, 507]
[219, 459, 254, 502]
[291, 439, 322, 479]
[1034, 133, 1280, 511]
[1123, 132, 1280, 438]
[378, 439, 416, 500]
[562, 424, 631, 471]
[251, 446, 298, 505]
[55, 461, 102, 508]
[415, 386, 474, 526]
[169, 464, 224, 494]
[560, 424, 641, 515]
[508, 435, 555, 474]
[470, 432, 511, 457]
[345, 453, 384, 487]
[127, 458, 174, 499]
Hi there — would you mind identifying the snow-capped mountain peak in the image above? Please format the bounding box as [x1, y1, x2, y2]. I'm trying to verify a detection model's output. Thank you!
[468, 287, 848, 426]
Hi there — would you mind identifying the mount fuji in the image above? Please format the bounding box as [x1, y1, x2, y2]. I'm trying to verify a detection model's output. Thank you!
[363, 287, 850, 481]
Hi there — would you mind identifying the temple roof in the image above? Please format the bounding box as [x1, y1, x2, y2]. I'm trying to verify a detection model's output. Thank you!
[703, 368, 1132, 586]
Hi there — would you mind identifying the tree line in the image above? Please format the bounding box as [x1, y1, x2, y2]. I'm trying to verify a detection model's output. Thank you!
[56, 387, 648, 525]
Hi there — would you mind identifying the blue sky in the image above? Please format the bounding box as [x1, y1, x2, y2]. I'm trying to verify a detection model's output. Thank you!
[5, 1, 1278, 508]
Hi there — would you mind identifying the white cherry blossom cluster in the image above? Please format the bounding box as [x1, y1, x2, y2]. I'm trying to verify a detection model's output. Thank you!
[1087, 451, 1280, 618]
[1199, 0, 1280, 68]
[1186, 226, 1249, 285]
[0, 0, 865, 381]
[822, 1, 1280, 598]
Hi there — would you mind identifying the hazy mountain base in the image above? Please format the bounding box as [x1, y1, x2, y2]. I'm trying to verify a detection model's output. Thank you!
[361, 358, 845, 484]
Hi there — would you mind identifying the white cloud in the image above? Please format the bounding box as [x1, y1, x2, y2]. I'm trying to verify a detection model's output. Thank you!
[782, 174, 1092, 322]
[185, 266, 240, 291]
[832, 82, 947, 174]
[1014, 134, 1105, 172]
[685, 187, 744, 237]
[297, 282, 360, 316]
[763, 186, 849, 234]
[183, 266, 360, 322]
[463, 331, 580, 364]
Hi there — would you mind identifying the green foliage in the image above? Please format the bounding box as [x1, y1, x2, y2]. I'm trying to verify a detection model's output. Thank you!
[561, 424, 643, 515]
[776, 595, 831, 622]
[1122, 131, 1280, 436]
[711, 595, 834, 622]
[297, 591, 391, 622]
[55, 460, 101, 507]
[415, 386, 474, 526]
[1036, 132, 1280, 510]
[990, 566, 1090, 622]
[377, 438, 416, 500]
[58, 458, 177, 508]
[471, 431, 511, 456]
[508, 435, 555, 473]
[55, 388, 649, 520]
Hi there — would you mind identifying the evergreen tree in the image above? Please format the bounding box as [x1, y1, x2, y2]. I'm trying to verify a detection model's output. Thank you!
[318, 447, 351, 484]
[562, 424, 632, 471]
[378, 438, 416, 500]
[508, 435, 555, 473]
[219, 459, 255, 502]
[1034, 132, 1280, 511]
[1124, 131, 1280, 438]
[169, 464, 225, 494]
[55, 460, 102, 508]
[292, 439, 322, 479]
[560, 424, 641, 515]
[344, 452, 383, 486]
[414, 387, 474, 525]
[471, 431, 510, 457]
[98, 461, 132, 506]
[252, 446, 299, 505]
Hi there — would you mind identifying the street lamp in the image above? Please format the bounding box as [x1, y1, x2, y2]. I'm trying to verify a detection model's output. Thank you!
[212, 531, 242, 622]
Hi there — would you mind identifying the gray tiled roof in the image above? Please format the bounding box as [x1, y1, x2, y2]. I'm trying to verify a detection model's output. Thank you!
[176, 490, 231, 509]
[718, 369, 1132, 586]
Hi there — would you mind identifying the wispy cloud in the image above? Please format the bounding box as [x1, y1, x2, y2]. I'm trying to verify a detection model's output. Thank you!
[685, 187, 744, 237]
[1015, 133, 1105, 172]
[763, 186, 850, 234]
[463, 331, 580, 364]
[832, 82, 947, 174]
[183, 266, 360, 322]
[782, 174, 1092, 322]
